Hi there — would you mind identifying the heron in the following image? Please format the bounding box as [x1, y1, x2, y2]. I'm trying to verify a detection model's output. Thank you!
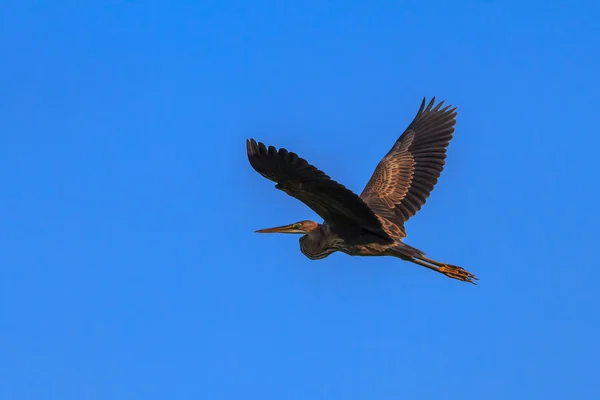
[246, 97, 476, 284]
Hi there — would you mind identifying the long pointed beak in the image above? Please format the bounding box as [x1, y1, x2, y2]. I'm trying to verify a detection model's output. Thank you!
[255, 223, 305, 234]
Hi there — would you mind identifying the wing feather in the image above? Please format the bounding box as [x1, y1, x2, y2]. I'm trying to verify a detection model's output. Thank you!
[360, 97, 457, 238]
[246, 139, 393, 244]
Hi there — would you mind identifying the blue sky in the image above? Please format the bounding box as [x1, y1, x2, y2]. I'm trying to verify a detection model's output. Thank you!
[1, 1, 599, 399]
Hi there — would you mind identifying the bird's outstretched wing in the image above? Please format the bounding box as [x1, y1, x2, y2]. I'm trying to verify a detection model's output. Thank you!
[360, 97, 457, 239]
[246, 139, 393, 244]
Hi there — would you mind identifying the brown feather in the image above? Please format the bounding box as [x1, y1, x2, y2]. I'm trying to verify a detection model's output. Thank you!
[360, 97, 457, 238]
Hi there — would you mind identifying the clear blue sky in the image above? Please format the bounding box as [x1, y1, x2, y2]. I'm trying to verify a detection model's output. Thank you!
[1, 1, 599, 399]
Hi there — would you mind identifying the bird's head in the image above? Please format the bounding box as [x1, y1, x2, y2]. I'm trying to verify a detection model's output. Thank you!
[255, 220, 319, 234]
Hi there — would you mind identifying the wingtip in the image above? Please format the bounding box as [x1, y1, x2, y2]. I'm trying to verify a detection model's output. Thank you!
[246, 138, 258, 156]
[418, 96, 457, 116]
[426, 97, 437, 111]
[417, 96, 438, 114]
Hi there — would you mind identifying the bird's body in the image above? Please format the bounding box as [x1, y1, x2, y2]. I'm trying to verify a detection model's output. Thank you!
[247, 97, 477, 283]
[297, 223, 403, 259]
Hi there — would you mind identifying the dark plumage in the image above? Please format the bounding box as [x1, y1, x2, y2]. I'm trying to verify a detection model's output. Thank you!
[247, 97, 477, 283]
[246, 139, 392, 246]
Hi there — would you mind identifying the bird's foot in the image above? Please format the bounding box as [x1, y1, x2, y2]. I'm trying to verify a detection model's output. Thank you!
[439, 264, 478, 284]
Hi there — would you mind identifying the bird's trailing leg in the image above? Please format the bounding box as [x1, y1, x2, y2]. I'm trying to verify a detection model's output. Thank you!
[412, 255, 478, 284]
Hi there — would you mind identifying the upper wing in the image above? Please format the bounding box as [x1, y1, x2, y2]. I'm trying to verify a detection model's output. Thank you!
[246, 139, 393, 244]
[360, 97, 457, 238]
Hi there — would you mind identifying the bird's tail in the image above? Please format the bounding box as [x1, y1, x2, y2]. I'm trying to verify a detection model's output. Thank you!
[388, 243, 477, 284]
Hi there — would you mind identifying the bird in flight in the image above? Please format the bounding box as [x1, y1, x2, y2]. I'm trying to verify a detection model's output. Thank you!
[246, 97, 476, 284]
